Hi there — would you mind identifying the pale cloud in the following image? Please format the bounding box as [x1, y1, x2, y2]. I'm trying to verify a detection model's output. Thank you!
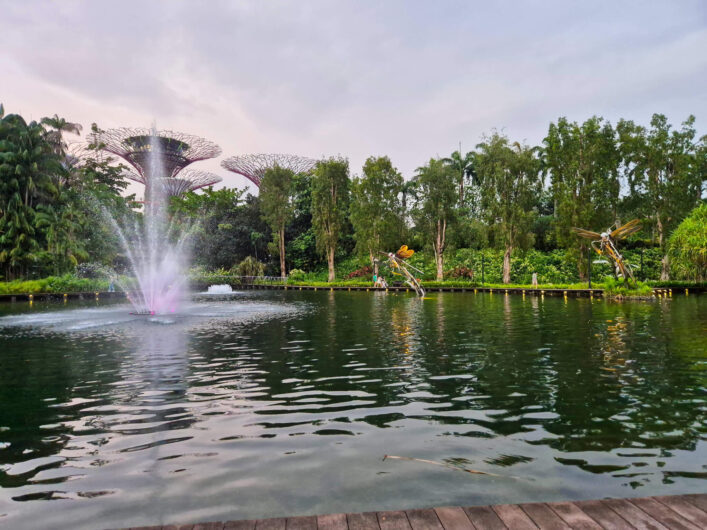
[1, 0, 705, 196]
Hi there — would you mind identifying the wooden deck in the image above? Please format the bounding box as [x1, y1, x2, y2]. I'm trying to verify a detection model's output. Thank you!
[126, 493, 707, 529]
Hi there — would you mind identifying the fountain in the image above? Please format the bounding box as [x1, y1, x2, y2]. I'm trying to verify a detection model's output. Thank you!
[207, 284, 234, 294]
[90, 126, 222, 315]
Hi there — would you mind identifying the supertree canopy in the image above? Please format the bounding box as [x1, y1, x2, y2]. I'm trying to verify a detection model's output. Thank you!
[221, 154, 317, 187]
[90, 127, 222, 181]
[124, 169, 222, 197]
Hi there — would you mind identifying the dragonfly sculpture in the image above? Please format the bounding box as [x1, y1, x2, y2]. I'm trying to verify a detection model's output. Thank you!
[572, 219, 642, 286]
[385, 245, 425, 297]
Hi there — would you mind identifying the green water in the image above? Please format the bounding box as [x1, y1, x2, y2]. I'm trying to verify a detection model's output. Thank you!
[0, 291, 705, 529]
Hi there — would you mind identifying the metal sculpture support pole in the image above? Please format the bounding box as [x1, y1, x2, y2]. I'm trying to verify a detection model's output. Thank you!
[588, 249, 592, 289]
[481, 256, 485, 285]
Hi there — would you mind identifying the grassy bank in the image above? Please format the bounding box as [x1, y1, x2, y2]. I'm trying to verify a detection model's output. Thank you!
[0, 274, 109, 295]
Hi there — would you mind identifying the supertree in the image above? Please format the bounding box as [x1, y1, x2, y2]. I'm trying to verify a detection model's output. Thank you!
[124, 169, 222, 197]
[221, 154, 317, 187]
[89, 127, 222, 197]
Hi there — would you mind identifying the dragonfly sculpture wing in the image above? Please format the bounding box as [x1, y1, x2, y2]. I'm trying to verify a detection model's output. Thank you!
[610, 219, 641, 240]
[395, 245, 415, 260]
[572, 227, 602, 240]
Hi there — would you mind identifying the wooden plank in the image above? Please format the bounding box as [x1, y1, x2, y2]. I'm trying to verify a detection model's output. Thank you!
[683, 494, 707, 513]
[602, 498, 667, 530]
[629, 497, 700, 530]
[406, 509, 443, 530]
[433, 507, 475, 530]
[224, 521, 257, 530]
[545, 502, 602, 530]
[377, 511, 411, 530]
[286, 515, 317, 529]
[574, 500, 634, 530]
[492, 504, 536, 529]
[347, 512, 380, 530]
[255, 518, 287, 530]
[519, 503, 569, 530]
[654, 496, 707, 527]
[463, 505, 507, 530]
[317, 513, 348, 530]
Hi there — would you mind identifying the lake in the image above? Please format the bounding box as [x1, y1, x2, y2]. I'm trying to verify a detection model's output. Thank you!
[0, 291, 704, 529]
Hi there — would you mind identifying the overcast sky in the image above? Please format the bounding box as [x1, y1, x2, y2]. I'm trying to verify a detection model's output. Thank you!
[1, 1, 705, 195]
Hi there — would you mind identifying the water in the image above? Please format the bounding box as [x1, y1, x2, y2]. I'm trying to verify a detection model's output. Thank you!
[207, 285, 234, 294]
[0, 291, 704, 529]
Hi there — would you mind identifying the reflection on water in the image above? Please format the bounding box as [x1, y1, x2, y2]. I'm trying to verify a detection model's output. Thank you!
[0, 292, 705, 529]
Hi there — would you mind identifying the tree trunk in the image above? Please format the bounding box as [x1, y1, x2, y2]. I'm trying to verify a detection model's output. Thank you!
[577, 244, 588, 281]
[503, 245, 512, 284]
[370, 250, 379, 276]
[279, 228, 286, 278]
[435, 250, 444, 281]
[660, 253, 670, 281]
[435, 219, 446, 280]
[327, 246, 335, 282]
[657, 215, 669, 281]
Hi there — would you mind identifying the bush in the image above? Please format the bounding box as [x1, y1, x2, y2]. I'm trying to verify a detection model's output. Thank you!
[344, 265, 372, 279]
[669, 203, 707, 281]
[287, 268, 306, 280]
[601, 278, 653, 297]
[445, 266, 474, 279]
[234, 256, 265, 277]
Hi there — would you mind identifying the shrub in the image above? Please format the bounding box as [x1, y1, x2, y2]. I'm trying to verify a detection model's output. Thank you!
[669, 203, 707, 281]
[287, 268, 306, 280]
[445, 266, 474, 279]
[344, 265, 373, 279]
[235, 256, 265, 277]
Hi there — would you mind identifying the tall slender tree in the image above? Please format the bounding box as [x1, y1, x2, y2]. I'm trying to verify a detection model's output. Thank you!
[476, 133, 542, 283]
[260, 165, 295, 278]
[311, 157, 350, 282]
[412, 158, 457, 280]
[350, 156, 404, 274]
[442, 148, 476, 205]
[617, 114, 703, 280]
[543, 116, 620, 278]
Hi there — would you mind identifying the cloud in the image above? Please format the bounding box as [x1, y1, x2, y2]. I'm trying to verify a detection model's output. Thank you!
[1, 0, 705, 191]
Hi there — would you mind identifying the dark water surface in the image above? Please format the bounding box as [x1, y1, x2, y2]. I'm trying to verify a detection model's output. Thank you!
[0, 291, 705, 529]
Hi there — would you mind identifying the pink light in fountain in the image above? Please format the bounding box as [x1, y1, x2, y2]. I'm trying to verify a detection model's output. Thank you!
[93, 126, 216, 314]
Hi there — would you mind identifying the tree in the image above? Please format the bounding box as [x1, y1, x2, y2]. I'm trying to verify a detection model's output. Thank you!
[311, 157, 350, 282]
[543, 116, 620, 278]
[476, 133, 542, 283]
[617, 114, 703, 280]
[260, 165, 295, 277]
[286, 172, 322, 272]
[669, 203, 707, 282]
[412, 158, 457, 280]
[41, 114, 82, 154]
[170, 187, 270, 272]
[0, 111, 63, 279]
[350, 156, 403, 274]
[442, 148, 476, 205]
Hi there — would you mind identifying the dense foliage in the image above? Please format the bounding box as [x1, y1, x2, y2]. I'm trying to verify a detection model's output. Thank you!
[1, 104, 704, 290]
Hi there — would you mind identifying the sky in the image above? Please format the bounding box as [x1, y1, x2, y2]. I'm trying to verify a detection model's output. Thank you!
[1, 0, 706, 196]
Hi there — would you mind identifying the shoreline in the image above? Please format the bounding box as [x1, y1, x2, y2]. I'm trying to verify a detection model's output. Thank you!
[0, 285, 701, 303]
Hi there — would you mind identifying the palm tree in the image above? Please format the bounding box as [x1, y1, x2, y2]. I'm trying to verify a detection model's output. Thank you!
[41, 114, 82, 154]
[442, 149, 476, 204]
